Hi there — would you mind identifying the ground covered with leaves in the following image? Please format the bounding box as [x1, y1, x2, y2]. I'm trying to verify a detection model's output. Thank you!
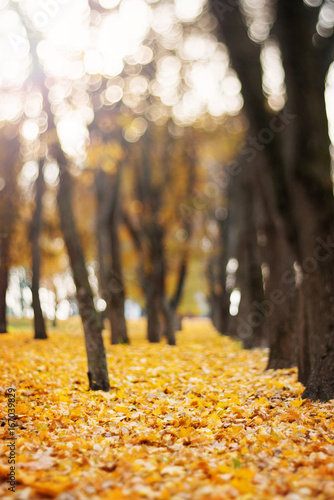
[0, 319, 334, 500]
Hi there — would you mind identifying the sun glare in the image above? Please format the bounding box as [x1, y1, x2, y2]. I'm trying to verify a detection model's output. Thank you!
[0, 0, 247, 156]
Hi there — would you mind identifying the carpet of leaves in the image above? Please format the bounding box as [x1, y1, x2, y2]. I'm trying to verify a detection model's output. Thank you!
[1, 319, 334, 500]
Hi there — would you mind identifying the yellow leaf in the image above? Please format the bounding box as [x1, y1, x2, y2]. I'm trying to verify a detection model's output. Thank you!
[290, 399, 303, 408]
[114, 406, 129, 413]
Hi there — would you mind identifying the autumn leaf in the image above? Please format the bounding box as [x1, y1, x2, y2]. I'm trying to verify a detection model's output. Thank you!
[0, 319, 334, 499]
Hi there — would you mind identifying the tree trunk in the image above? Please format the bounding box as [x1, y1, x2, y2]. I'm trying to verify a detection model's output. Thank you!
[146, 225, 176, 345]
[275, 0, 334, 400]
[211, 0, 334, 399]
[166, 135, 195, 336]
[109, 214, 128, 344]
[0, 236, 9, 334]
[264, 223, 297, 369]
[169, 257, 187, 333]
[299, 232, 334, 401]
[210, 0, 299, 356]
[296, 285, 311, 386]
[207, 165, 238, 336]
[147, 288, 161, 343]
[96, 169, 128, 345]
[162, 299, 176, 346]
[17, 6, 110, 391]
[240, 174, 267, 349]
[56, 147, 110, 391]
[215, 214, 232, 334]
[228, 245, 250, 342]
[211, 0, 298, 250]
[31, 159, 47, 340]
[207, 258, 221, 330]
[257, 168, 297, 370]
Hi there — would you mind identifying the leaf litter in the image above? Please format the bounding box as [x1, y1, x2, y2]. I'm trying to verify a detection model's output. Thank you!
[0, 319, 333, 500]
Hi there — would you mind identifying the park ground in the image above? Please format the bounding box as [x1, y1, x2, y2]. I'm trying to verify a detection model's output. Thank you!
[0, 318, 334, 500]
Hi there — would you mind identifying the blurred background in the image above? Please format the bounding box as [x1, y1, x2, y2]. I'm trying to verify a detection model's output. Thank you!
[0, 0, 333, 355]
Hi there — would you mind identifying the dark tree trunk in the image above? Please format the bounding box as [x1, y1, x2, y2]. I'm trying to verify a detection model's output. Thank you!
[166, 135, 195, 335]
[207, 259, 221, 330]
[206, 163, 236, 336]
[213, 167, 242, 337]
[0, 236, 9, 334]
[211, 0, 298, 250]
[296, 285, 311, 386]
[122, 210, 162, 341]
[275, 0, 334, 401]
[209, 244, 231, 335]
[225, 175, 248, 342]
[146, 224, 176, 345]
[300, 238, 334, 401]
[31, 159, 47, 340]
[147, 288, 161, 343]
[56, 147, 110, 391]
[257, 169, 297, 370]
[211, 0, 334, 399]
[109, 219, 128, 344]
[96, 169, 129, 345]
[170, 258, 187, 314]
[16, 6, 110, 391]
[169, 257, 187, 333]
[240, 174, 266, 349]
[215, 211, 232, 335]
[207, 4, 277, 348]
[228, 244, 250, 342]
[264, 223, 297, 369]
[162, 299, 176, 346]
[135, 129, 177, 345]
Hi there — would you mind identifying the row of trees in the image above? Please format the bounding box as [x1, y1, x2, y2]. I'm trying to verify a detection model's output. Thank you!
[1, 0, 223, 390]
[209, 0, 334, 401]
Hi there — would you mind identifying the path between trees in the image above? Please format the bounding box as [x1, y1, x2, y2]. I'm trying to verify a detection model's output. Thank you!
[0, 319, 333, 499]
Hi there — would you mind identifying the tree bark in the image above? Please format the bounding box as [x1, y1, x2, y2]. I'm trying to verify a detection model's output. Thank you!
[215, 212, 232, 334]
[147, 289, 161, 343]
[109, 219, 128, 344]
[211, 0, 334, 399]
[16, 3, 110, 391]
[240, 173, 267, 349]
[167, 135, 196, 334]
[275, 0, 334, 400]
[207, 258, 221, 331]
[133, 128, 177, 345]
[123, 209, 164, 342]
[162, 298, 176, 346]
[56, 147, 110, 391]
[228, 242, 250, 342]
[96, 169, 128, 345]
[296, 285, 311, 386]
[264, 223, 297, 369]
[209, 4, 286, 349]
[211, 0, 298, 251]
[147, 225, 176, 345]
[211, 166, 241, 337]
[169, 258, 187, 332]
[31, 159, 47, 340]
[257, 167, 297, 369]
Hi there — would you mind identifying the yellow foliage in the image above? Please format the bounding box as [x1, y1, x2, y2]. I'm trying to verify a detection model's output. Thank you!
[0, 319, 334, 499]
[86, 141, 125, 173]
